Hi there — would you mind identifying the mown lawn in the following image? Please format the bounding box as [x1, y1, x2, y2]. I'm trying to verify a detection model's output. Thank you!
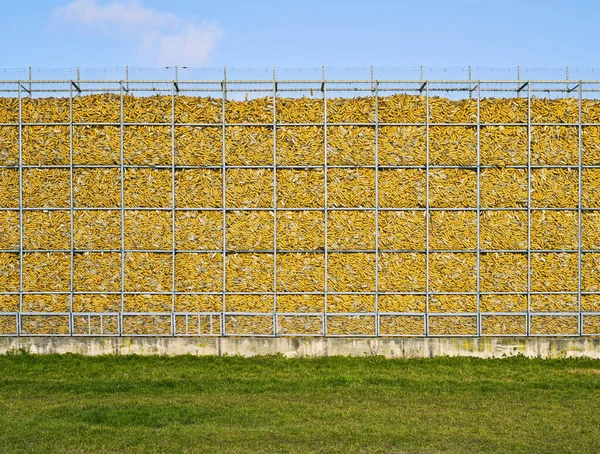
[0, 353, 598, 453]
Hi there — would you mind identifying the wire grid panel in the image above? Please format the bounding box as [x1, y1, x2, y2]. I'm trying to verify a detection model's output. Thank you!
[1, 78, 600, 337]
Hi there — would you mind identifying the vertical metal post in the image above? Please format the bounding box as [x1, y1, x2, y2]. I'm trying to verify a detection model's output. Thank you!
[468, 66, 472, 99]
[76, 66, 80, 82]
[578, 81, 583, 335]
[28, 67, 32, 99]
[517, 66, 521, 98]
[425, 82, 430, 336]
[69, 81, 74, 335]
[566, 67, 569, 97]
[526, 82, 531, 336]
[323, 66, 328, 336]
[221, 67, 227, 336]
[119, 82, 125, 335]
[171, 82, 176, 335]
[374, 75, 380, 336]
[125, 66, 129, 93]
[476, 82, 481, 336]
[420, 65, 423, 81]
[272, 66, 278, 336]
[17, 83, 23, 335]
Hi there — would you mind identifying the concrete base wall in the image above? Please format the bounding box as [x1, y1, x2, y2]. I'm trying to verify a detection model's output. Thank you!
[1, 337, 600, 359]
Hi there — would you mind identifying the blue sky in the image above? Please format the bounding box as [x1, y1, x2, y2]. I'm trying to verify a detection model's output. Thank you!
[0, 0, 598, 69]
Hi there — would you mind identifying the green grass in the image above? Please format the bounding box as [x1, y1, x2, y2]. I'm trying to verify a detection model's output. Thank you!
[0, 353, 599, 453]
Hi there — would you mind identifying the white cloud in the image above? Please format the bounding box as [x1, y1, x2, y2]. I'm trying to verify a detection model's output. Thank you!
[54, 0, 223, 65]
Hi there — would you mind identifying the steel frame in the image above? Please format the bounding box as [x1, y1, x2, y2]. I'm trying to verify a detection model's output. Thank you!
[0, 74, 599, 337]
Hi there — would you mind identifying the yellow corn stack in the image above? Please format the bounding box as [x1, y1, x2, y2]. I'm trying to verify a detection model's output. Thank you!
[0, 93, 599, 336]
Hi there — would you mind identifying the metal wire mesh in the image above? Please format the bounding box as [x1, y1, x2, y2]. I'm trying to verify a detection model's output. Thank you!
[0, 68, 599, 337]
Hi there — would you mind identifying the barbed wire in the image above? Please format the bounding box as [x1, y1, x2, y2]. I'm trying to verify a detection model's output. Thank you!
[1, 66, 600, 81]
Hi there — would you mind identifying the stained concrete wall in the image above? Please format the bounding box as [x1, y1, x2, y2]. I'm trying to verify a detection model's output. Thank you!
[1, 337, 600, 359]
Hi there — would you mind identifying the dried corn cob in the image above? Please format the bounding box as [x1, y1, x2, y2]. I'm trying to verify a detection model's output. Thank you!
[22, 252, 70, 291]
[226, 169, 273, 208]
[481, 315, 526, 335]
[23, 210, 70, 250]
[429, 97, 477, 124]
[0, 126, 18, 166]
[379, 169, 426, 208]
[328, 168, 375, 208]
[429, 211, 477, 250]
[327, 211, 375, 250]
[480, 97, 527, 124]
[531, 97, 578, 123]
[481, 169, 528, 208]
[175, 96, 222, 124]
[73, 93, 120, 123]
[378, 253, 426, 292]
[530, 315, 578, 335]
[175, 126, 222, 165]
[175, 294, 221, 312]
[531, 210, 578, 250]
[225, 126, 273, 165]
[378, 94, 426, 123]
[480, 126, 527, 166]
[429, 295, 477, 313]
[480, 253, 528, 292]
[429, 253, 477, 292]
[73, 126, 120, 165]
[73, 252, 121, 292]
[175, 253, 222, 292]
[124, 210, 172, 250]
[327, 126, 375, 165]
[530, 253, 578, 292]
[226, 210, 274, 251]
[277, 211, 324, 250]
[481, 210, 528, 250]
[531, 126, 579, 165]
[429, 126, 477, 165]
[380, 315, 424, 335]
[429, 169, 477, 208]
[327, 253, 376, 292]
[276, 253, 325, 292]
[74, 210, 121, 250]
[276, 97, 324, 124]
[327, 96, 375, 123]
[379, 295, 426, 313]
[378, 210, 426, 250]
[225, 97, 273, 124]
[276, 126, 324, 165]
[123, 126, 171, 165]
[23, 169, 70, 208]
[124, 252, 172, 292]
[124, 169, 172, 208]
[175, 211, 222, 250]
[429, 316, 477, 335]
[277, 169, 324, 208]
[277, 295, 325, 312]
[225, 253, 274, 292]
[22, 126, 69, 165]
[0, 211, 20, 250]
[74, 168, 121, 208]
[327, 315, 375, 335]
[530, 294, 578, 312]
[480, 295, 527, 312]
[378, 126, 426, 166]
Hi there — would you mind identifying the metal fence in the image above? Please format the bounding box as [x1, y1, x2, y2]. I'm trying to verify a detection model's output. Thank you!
[3, 66, 600, 83]
[0, 67, 599, 336]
